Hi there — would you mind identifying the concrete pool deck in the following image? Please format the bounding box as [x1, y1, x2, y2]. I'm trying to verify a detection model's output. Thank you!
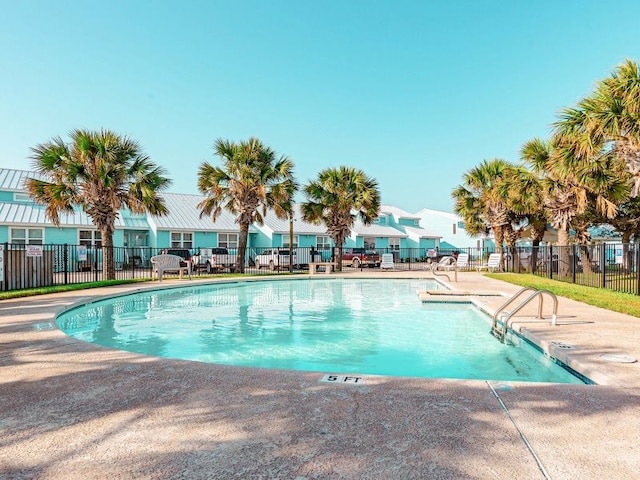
[1, 272, 640, 479]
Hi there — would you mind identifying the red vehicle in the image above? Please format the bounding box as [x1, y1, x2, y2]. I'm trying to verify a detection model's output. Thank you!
[342, 247, 381, 268]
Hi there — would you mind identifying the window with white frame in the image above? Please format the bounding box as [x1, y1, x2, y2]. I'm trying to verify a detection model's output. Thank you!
[10, 228, 44, 245]
[13, 193, 31, 202]
[364, 237, 376, 249]
[389, 237, 400, 251]
[79, 230, 101, 247]
[316, 236, 331, 251]
[282, 235, 298, 248]
[171, 232, 193, 248]
[218, 233, 238, 249]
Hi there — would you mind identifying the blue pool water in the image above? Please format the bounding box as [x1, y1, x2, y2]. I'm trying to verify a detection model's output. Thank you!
[56, 278, 585, 383]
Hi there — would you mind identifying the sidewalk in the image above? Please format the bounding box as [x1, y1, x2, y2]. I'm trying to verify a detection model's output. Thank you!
[1, 272, 639, 479]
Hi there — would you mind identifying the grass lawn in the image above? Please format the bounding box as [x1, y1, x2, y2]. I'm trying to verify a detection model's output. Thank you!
[487, 273, 640, 318]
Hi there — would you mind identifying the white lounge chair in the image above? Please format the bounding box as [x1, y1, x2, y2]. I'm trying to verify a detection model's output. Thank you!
[380, 253, 395, 270]
[432, 255, 457, 271]
[455, 253, 469, 270]
[477, 253, 502, 272]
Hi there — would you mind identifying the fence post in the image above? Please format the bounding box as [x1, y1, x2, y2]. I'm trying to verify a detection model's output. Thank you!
[636, 244, 640, 296]
[601, 244, 607, 289]
[1, 242, 7, 291]
[63, 244, 69, 285]
[572, 244, 577, 284]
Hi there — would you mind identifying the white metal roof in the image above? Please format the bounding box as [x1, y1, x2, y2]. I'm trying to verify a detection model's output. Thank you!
[380, 205, 420, 221]
[352, 219, 408, 237]
[0, 168, 36, 191]
[148, 192, 241, 231]
[0, 202, 126, 227]
[403, 225, 440, 239]
[260, 204, 332, 235]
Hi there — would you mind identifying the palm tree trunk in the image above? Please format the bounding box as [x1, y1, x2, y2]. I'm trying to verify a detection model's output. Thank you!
[579, 245, 594, 274]
[556, 227, 570, 276]
[100, 226, 116, 280]
[237, 222, 250, 274]
[334, 235, 344, 272]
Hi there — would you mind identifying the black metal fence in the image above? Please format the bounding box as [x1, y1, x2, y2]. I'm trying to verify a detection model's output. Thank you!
[2, 242, 640, 295]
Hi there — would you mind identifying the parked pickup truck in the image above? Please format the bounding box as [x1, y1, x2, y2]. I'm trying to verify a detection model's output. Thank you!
[342, 247, 381, 268]
[254, 248, 297, 270]
[192, 247, 238, 273]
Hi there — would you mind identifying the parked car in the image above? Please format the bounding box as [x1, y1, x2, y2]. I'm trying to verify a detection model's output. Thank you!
[254, 248, 297, 270]
[191, 247, 238, 273]
[342, 247, 380, 268]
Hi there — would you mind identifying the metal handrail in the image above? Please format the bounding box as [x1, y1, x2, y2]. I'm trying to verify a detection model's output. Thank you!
[431, 256, 458, 282]
[492, 288, 559, 342]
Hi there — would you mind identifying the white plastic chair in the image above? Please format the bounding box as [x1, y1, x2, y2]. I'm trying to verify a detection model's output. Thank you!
[380, 253, 395, 270]
[455, 253, 469, 270]
[477, 253, 502, 272]
[432, 256, 457, 271]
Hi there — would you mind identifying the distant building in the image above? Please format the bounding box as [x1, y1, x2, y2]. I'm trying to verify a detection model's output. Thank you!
[414, 208, 493, 251]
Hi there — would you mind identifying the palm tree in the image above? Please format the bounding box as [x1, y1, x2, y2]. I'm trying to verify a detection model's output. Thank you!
[197, 137, 297, 274]
[554, 59, 640, 196]
[26, 129, 171, 280]
[521, 135, 628, 275]
[497, 163, 548, 272]
[300, 166, 381, 272]
[452, 159, 516, 266]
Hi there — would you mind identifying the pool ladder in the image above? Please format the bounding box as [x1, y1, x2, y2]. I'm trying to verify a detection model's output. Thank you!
[491, 287, 558, 343]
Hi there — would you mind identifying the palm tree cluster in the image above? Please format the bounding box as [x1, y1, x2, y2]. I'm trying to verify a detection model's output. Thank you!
[453, 59, 640, 273]
[29, 130, 381, 279]
[197, 139, 381, 273]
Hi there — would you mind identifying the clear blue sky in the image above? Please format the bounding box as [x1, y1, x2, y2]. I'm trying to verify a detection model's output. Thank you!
[2, 1, 640, 213]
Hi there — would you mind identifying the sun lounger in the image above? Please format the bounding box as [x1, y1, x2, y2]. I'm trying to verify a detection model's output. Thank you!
[477, 253, 501, 272]
[455, 253, 469, 270]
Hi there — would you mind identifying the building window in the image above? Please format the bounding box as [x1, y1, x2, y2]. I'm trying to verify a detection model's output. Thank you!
[316, 236, 331, 251]
[79, 230, 101, 247]
[10, 228, 44, 245]
[414, 219, 419, 226]
[13, 193, 31, 202]
[364, 237, 376, 249]
[457, 221, 465, 230]
[389, 237, 400, 251]
[219, 233, 238, 249]
[282, 235, 299, 248]
[171, 232, 193, 248]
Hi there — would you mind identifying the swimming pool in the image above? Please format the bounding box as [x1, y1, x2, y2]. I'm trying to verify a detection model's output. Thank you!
[57, 278, 585, 383]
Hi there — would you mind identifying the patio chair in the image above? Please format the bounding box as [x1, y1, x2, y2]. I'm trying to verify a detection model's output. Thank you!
[380, 253, 395, 270]
[431, 255, 457, 271]
[150, 254, 192, 281]
[455, 253, 469, 270]
[477, 253, 502, 272]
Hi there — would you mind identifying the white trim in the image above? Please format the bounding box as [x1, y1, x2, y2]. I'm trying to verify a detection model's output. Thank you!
[9, 226, 45, 245]
[218, 232, 239, 249]
[78, 229, 102, 247]
[13, 192, 31, 202]
[170, 231, 193, 248]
